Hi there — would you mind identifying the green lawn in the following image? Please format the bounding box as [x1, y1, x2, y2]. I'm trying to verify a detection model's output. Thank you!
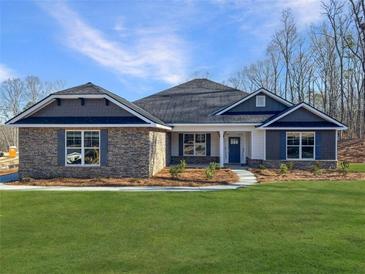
[349, 163, 365, 173]
[1, 181, 365, 274]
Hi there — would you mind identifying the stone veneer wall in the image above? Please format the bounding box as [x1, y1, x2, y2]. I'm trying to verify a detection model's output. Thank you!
[247, 158, 337, 169]
[149, 130, 168, 176]
[19, 128, 168, 179]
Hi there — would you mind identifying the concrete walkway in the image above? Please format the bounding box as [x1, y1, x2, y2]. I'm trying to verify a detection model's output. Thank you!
[0, 184, 241, 192]
[230, 168, 257, 187]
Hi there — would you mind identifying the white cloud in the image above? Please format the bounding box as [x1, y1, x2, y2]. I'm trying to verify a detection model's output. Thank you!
[212, 0, 323, 36]
[278, 0, 322, 27]
[0, 64, 16, 82]
[38, 1, 189, 84]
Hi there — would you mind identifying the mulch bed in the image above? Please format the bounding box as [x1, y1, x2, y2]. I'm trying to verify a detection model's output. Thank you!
[9, 168, 239, 187]
[250, 168, 365, 183]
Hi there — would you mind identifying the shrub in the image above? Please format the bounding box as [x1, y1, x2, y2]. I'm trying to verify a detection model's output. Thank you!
[205, 168, 214, 179]
[286, 162, 294, 170]
[208, 162, 219, 171]
[312, 162, 322, 176]
[339, 161, 350, 175]
[205, 162, 219, 179]
[178, 160, 187, 172]
[259, 164, 267, 170]
[169, 166, 182, 178]
[280, 163, 288, 175]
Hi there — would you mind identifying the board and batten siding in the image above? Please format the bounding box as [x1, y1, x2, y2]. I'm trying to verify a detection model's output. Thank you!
[226, 94, 287, 114]
[265, 130, 337, 160]
[32, 99, 135, 117]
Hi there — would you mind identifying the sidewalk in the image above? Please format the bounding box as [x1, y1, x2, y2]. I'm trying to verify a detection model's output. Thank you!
[0, 184, 241, 192]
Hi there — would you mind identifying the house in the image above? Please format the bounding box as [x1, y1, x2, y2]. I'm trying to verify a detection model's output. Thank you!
[6, 79, 347, 179]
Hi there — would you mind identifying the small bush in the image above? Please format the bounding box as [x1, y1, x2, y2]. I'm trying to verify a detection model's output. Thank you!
[205, 168, 214, 179]
[339, 161, 350, 175]
[280, 163, 288, 175]
[169, 166, 182, 178]
[205, 162, 219, 179]
[178, 160, 187, 172]
[312, 162, 322, 176]
[208, 162, 219, 171]
[259, 164, 267, 170]
[286, 162, 294, 170]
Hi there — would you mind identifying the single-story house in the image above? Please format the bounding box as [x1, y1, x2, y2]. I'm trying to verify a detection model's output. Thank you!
[6, 79, 347, 179]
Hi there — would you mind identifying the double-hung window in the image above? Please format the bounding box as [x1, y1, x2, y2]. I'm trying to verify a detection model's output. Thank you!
[286, 132, 315, 160]
[66, 130, 100, 166]
[183, 133, 206, 156]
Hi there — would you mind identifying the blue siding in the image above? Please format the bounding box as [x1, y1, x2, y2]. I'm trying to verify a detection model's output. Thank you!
[315, 132, 321, 160]
[206, 133, 211, 156]
[178, 134, 183, 156]
[15, 116, 147, 124]
[279, 131, 286, 160]
[100, 129, 108, 166]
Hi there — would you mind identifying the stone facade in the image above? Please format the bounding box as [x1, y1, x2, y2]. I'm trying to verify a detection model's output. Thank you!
[149, 130, 168, 176]
[247, 158, 337, 169]
[170, 156, 220, 165]
[19, 127, 168, 179]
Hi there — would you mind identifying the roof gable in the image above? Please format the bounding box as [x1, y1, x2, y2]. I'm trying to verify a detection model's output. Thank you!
[224, 91, 288, 115]
[259, 103, 347, 129]
[214, 88, 293, 115]
[6, 83, 169, 128]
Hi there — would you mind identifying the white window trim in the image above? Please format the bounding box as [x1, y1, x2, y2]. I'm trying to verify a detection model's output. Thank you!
[183, 133, 207, 157]
[286, 132, 315, 161]
[256, 95, 266, 107]
[65, 130, 101, 167]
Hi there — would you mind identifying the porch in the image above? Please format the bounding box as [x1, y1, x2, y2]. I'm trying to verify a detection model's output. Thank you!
[169, 127, 265, 167]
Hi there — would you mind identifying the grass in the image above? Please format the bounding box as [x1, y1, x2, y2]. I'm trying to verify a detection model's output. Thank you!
[348, 163, 365, 173]
[1, 180, 365, 273]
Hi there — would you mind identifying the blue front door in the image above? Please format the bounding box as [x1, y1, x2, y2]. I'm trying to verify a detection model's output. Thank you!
[229, 137, 240, 163]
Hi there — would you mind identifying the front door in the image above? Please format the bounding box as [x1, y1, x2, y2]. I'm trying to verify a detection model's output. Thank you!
[229, 137, 240, 163]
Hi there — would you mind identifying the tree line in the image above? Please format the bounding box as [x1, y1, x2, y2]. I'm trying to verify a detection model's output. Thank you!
[227, 0, 365, 138]
[0, 76, 64, 151]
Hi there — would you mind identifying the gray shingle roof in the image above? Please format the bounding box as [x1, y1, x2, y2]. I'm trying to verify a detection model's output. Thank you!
[134, 79, 270, 123]
[54, 82, 167, 125]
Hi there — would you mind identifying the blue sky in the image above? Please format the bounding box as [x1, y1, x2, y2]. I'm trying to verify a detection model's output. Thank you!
[1, 0, 323, 100]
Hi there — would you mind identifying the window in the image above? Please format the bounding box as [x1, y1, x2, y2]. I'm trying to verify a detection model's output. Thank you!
[256, 95, 266, 107]
[183, 133, 206, 156]
[66, 130, 100, 166]
[286, 132, 315, 160]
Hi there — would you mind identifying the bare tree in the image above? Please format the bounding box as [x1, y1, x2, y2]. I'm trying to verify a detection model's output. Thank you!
[0, 76, 65, 150]
[272, 9, 298, 100]
[228, 0, 364, 138]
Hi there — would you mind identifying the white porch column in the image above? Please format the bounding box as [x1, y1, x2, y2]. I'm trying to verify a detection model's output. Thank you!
[219, 130, 224, 167]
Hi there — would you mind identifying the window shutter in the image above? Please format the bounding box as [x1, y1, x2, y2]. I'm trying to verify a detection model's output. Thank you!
[179, 134, 183, 156]
[57, 129, 65, 166]
[100, 129, 108, 166]
[206, 133, 211, 156]
[279, 131, 286, 160]
[315, 132, 321, 160]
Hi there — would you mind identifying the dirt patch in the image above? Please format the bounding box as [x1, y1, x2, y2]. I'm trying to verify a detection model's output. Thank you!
[250, 168, 365, 183]
[338, 138, 365, 163]
[9, 168, 239, 187]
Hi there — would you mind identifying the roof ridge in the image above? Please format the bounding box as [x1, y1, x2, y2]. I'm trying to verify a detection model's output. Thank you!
[135, 78, 246, 102]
